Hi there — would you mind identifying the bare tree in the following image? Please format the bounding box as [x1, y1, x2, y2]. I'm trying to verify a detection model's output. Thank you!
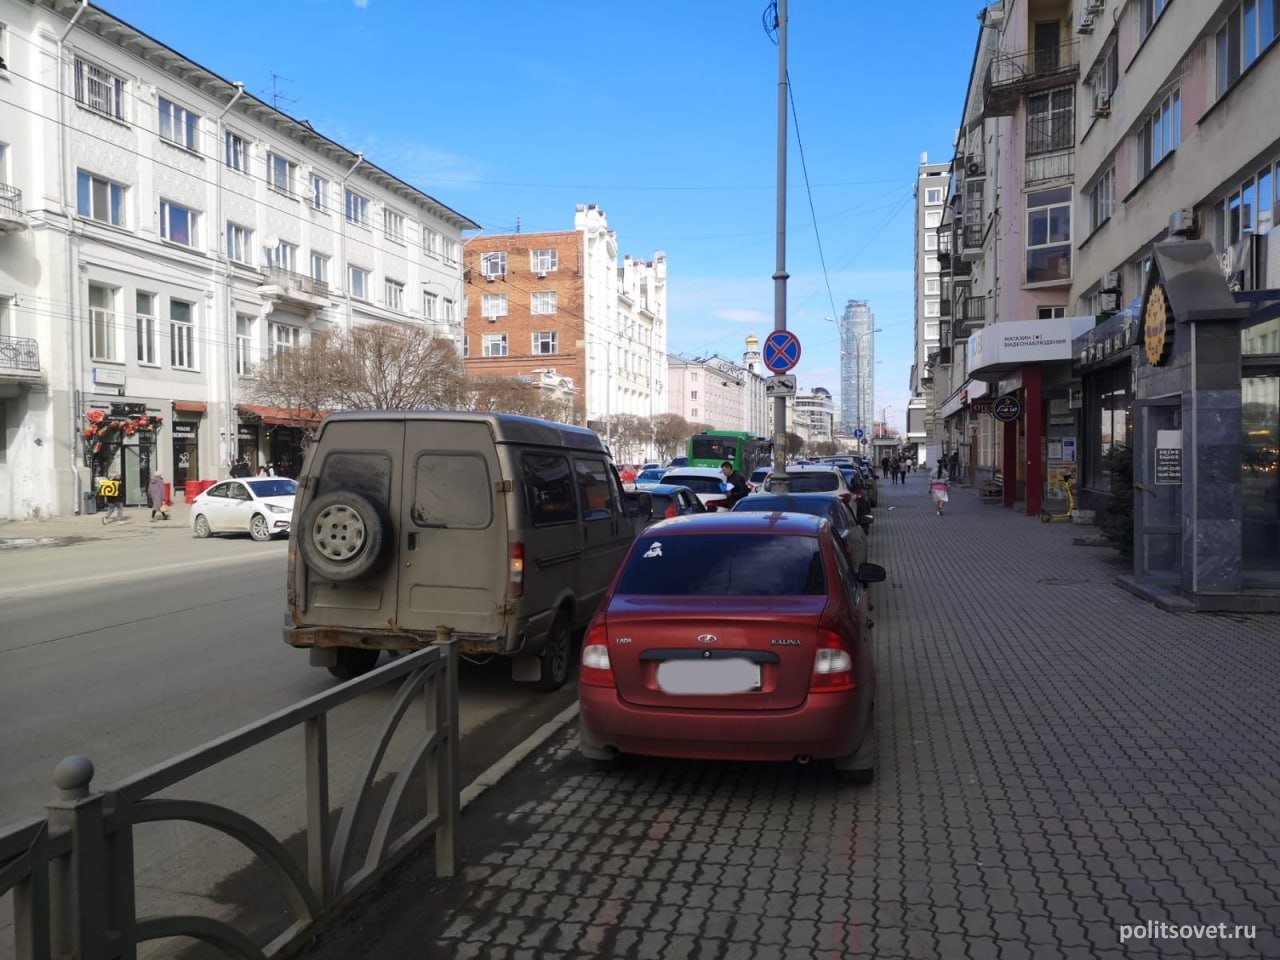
[651, 413, 690, 463]
[466, 375, 550, 417]
[784, 431, 805, 456]
[245, 330, 345, 426]
[606, 414, 651, 463]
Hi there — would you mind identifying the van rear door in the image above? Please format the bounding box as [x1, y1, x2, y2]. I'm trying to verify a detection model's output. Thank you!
[398, 420, 508, 638]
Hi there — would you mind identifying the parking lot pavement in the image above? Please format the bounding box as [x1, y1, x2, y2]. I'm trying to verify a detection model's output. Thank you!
[312, 471, 1280, 959]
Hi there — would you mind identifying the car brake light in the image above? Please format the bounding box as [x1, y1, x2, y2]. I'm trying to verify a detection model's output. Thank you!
[509, 542, 525, 599]
[809, 628, 855, 692]
[665, 503, 678, 518]
[580, 621, 615, 688]
[839, 492, 851, 504]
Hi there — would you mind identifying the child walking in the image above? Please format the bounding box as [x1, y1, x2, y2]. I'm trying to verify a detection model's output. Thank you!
[930, 476, 950, 517]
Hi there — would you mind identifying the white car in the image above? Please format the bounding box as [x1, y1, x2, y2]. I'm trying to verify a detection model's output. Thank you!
[761, 465, 856, 506]
[191, 477, 298, 541]
[659, 467, 737, 510]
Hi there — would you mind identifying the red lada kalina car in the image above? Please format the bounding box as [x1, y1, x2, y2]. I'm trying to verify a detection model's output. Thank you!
[577, 512, 886, 782]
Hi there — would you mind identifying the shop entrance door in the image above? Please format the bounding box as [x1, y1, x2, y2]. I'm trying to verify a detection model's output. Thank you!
[122, 442, 155, 507]
[1134, 398, 1183, 583]
[1242, 371, 1280, 582]
[172, 421, 198, 490]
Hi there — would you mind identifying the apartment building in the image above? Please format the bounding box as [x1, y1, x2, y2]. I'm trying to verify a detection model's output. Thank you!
[791, 387, 835, 444]
[461, 205, 668, 443]
[910, 155, 952, 457]
[0, 0, 475, 518]
[666, 355, 746, 432]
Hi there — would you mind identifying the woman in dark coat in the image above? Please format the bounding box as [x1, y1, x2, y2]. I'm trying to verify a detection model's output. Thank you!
[148, 472, 170, 521]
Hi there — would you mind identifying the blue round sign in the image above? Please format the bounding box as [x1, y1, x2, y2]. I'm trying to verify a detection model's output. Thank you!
[762, 330, 802, 374]
[853, 428, 864, 440]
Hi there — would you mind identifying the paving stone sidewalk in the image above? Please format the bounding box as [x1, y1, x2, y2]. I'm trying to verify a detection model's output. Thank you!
[312, 471, 1280, 959]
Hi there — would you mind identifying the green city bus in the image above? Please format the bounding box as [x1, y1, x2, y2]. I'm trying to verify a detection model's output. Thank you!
[687, 431, 773, 474]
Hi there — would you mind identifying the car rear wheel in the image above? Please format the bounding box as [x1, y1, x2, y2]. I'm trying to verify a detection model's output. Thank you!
[327, 647, 381, 681]
[299, 491, 386, 581]
[193, 514, 212, 539]
[249, 513, 272, 542]
[535, 610, 573, 692]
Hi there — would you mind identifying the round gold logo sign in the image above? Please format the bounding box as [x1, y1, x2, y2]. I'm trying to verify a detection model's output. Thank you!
[1144, 284, 1170, 366]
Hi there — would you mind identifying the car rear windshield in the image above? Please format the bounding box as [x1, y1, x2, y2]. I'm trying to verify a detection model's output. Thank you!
[637, 470, 666, 483]
[732, 496, 828, 519]
[750, 469, 771, 483]
[771, 473, 839, 493]
[662, 474, 724, 495]
[615, 533, 826, 596]
[246, 478, 297, 498]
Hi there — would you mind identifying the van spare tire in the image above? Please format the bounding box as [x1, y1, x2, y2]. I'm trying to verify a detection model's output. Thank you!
[299, 491, 386, 581]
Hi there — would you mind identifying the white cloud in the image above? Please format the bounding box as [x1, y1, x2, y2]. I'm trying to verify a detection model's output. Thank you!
[354, 0, 369, 7]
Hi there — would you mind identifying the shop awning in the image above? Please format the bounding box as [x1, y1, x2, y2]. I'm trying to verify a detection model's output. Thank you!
[237, 404, 324, 429]
[967, 315, 1097, 382]
[172, 400, 207, 414]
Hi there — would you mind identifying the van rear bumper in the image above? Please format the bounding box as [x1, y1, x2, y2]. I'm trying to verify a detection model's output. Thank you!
[283, 623, 506, 656]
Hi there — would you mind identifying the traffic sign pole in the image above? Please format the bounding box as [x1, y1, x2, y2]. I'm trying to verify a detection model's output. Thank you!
[771, 0, 791, 493]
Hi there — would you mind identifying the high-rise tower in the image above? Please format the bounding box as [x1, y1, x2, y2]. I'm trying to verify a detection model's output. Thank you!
[839, 300, 874, 436]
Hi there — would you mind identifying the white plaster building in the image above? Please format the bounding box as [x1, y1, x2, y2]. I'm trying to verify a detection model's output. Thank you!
[0, 0, 476, 518]
[740, 333, 769, 438]
[666, 355, 746, 431]
[792, 387, 835, 444]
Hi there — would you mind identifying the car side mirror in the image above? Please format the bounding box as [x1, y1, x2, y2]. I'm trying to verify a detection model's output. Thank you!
[625, 492, 653, 520]
[857, 562, 886, 584]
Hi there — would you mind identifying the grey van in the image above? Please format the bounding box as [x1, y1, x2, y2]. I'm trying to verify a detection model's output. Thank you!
[284, 411, 641, 689]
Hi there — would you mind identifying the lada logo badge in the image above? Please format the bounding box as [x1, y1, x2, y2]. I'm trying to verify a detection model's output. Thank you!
[697, 634, 717, 644]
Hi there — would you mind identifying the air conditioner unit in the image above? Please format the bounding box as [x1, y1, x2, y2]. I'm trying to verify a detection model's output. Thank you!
[1100, 271, 1121, 292]
[1169, 207, 1196, 237]
[537, 271, 547, 279]
[1087, 0, 1105, 12]
[485, 274, 496, 282]
[1078, 11, 1095, 33]
[1093, 92, 1111, 116]
[965, 155, 985, 177]
[1099, 291, 1120, 312]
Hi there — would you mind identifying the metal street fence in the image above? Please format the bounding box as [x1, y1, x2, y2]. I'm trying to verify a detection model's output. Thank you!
[0, 640, 458, 960]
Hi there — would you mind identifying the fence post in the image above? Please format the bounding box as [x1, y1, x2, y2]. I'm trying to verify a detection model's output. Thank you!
[45, 756, 107, 960]
[304, 714, 331, 905]
[433, 627, 458, 878]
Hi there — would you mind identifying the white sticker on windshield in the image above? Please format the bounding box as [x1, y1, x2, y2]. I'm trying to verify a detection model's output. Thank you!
[643, 541, 663, 559]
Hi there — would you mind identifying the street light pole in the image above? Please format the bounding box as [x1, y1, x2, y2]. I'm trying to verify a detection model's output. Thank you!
[770, 0, 790, 492]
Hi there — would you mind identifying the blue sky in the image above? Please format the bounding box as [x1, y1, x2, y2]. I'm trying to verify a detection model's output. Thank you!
[101, 0, 981, 434]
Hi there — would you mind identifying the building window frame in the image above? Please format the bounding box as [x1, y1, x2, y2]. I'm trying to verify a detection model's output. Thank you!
[925, 277, 941, 295]
[349, 266, 370, 301]
[309, 174, 329, 212]
[225, 130, 248, 173]
[136, 292, 157, 365]
[265, 240, 298, 273]
[383, 208, 406, 243]
[924, 187, 943, 205]
[1025, 186, 1073, 285]
[269, 321, 301, 357]
[1089, 165, 1116, 232]
[924, 300, 940, 318]
[385, 278, 406, 311]
[1138, 86, 1181, 179]
[530, 248, 559, 272]
[74, 58, 125, 121]
[158, 97, 199, 151]
[424, 291, 439, 321]
[89, 283, 118, 362]
[482, 333, 508, 357]
[1140, 0, 1170, 37]
[266, 152, 298, 196]
[159, 199, 199, 248]
[533, 331, 558, 355]
[481, 293, 508, 319]
[226, 222, 254, 265]
[443, 298, 456, 325]
[344, 188, 369, 226]
[1026, 85, 1075, 156]
[311, 252, 330, 284]
[169, 299, 197, 371]
[235, 313, 255, 375]
[1037, 305, 1067, 319]
[530, 290, 558, 315]
[481, 252, 507, 278]
[76, 170, 125, 226]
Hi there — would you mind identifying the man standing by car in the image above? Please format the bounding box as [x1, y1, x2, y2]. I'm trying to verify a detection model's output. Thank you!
[720, 461, 749, 508]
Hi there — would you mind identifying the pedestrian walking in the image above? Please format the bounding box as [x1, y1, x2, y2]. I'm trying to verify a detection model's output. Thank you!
[100, 475, 126, 524]
[257, 464, 269, 477]
[881, 456, 890, 480]
[930, 476, 950, 517]
[148, 471, 170, 521]
[897, 461, 907, 485]
[949, 450, 961, 482]
[719, 461, 749, 508]
[889, 456, 899, 485]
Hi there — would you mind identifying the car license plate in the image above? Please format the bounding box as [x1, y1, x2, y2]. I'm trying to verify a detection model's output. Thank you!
[656, 658, 760, 695]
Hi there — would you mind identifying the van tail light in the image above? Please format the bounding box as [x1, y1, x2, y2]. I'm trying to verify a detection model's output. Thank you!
[580, 621, 615, 688]
[809, 628, 855, 692]
[664, 503, 678, 518]
[839, 493, 852, 505]
[509, 542, 525, 599]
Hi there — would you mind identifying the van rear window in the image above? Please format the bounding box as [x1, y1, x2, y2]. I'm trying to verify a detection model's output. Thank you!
[412, 453, 491, 528]
[616, 533, 826, 596]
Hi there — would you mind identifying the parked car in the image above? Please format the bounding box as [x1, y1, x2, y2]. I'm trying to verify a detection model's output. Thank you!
[667, 456, 688, 468]
[644, 483, 707, 524]
[578, 512, 886, 781]
[748, 467, 772, 491]
[626, 468, 668, 492]
[660, 467, 736, 510]
[762, 465, 854, 503]
[191, 477, 297, 542]
[834, 466, 874, 530]
[639, 462, 662, 472]
[731, 492, 867, 567]
[284, 412, 646, 687]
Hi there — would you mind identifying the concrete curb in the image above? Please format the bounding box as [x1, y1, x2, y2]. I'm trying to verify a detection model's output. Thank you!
[459, 701, 579, 811]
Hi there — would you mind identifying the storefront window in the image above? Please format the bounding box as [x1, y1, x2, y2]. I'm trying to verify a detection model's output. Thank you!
[1084, 364, 1132, 490]
[1242, 372, 1280, 573]
[1243, 317, 1280, 355]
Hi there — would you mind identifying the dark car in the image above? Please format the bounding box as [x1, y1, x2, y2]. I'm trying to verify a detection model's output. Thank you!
[732, 492, 867, 567]
[578, 512, 886, 781]
[644, 483, 707, 524]
[667, 456, 688, 468]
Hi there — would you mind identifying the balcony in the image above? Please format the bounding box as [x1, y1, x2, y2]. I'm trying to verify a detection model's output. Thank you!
[939, 298, 952, 318]
[956, 296, 988, 336]
[0, 334, 44, 384]
[1025, 149, 1074, 186]
[984, 40, 1079, 117]
[257, 267, 331, 310]
[0, 184, 27, 234]
[960, 223, 986, 262]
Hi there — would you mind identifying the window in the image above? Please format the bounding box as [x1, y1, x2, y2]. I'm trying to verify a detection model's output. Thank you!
[412, 454, 493, 528]
[159, 200, 198, 247]
[385, 279, 405, 310]
[383, 209, 405, 242]
[1026, 187, 1072, 284]
[924, 322, 940, 341]
[1026, 86, 1074, 155]
[925, 210, 942, 228]
[424, 228, 442, 257]
[1089, 42, 1120, 109]
[482, 294, 508, 318]
[76, 171, 124, 226]
[265, 240, 298, 272]
[225, 131, 247, 172]
[270, 322, 300, 356]
[1139, 87, 1181, 178]
[575, 458, 615, 521]
[925, 277, 941, 295]
[482, 333, 508, 357]
[615, 533, 825, 596]
[531, 248, 559, 272]
[523, 454, 578, 525]
[89, 283, 117, 361]
[424, 292, 438, 321]
[158, 98, 198, 151]
[235, 313, 254, 375]
[311, 252, 329, 284]
[461, 335, 469, 358]
[0, 295, 9, 338]
[226, 222, 253, 264]
[170, 299, 196, 370]
[266, 152, 297, 195]
[1140, 0, 1169, 36]
[1089, 166, 1116, 231]
[349, 266, 370, 300]
[924, 233, 938, 251]
[924, 255, 940, 273]
[443, 239, 461, 265]
[530, 290, 557, 315]
[136, 292, 156, 364]
[690, 390, 699, 400]
[74, 59, 125, 120]
[533, 331, 558, 355]
[481, 252, 507, 278]
[444, 298, 457, 324]
[1037, 306, 1067, 319]
[344, 188, 368, 226]
[310, 174, 329, 212]
[1217, 1, 1280, 97]
[924, 187, 943, 205]
[924, 300, 941, 318]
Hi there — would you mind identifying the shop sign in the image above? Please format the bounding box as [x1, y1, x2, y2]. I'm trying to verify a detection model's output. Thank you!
[1144, 285, 1172, 366]
[1155, 430, 1182, 484]
[1075, 314, 1137, 369]
[992, 395, 1022, 422]
[110, 402, 148, 417]
[970, 397, 994, 415]
[172, 421, 198, 440]
[237, 424, 258, 442]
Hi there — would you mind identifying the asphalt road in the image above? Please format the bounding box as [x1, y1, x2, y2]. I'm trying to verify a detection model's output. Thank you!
[0, 531, 575, 957]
